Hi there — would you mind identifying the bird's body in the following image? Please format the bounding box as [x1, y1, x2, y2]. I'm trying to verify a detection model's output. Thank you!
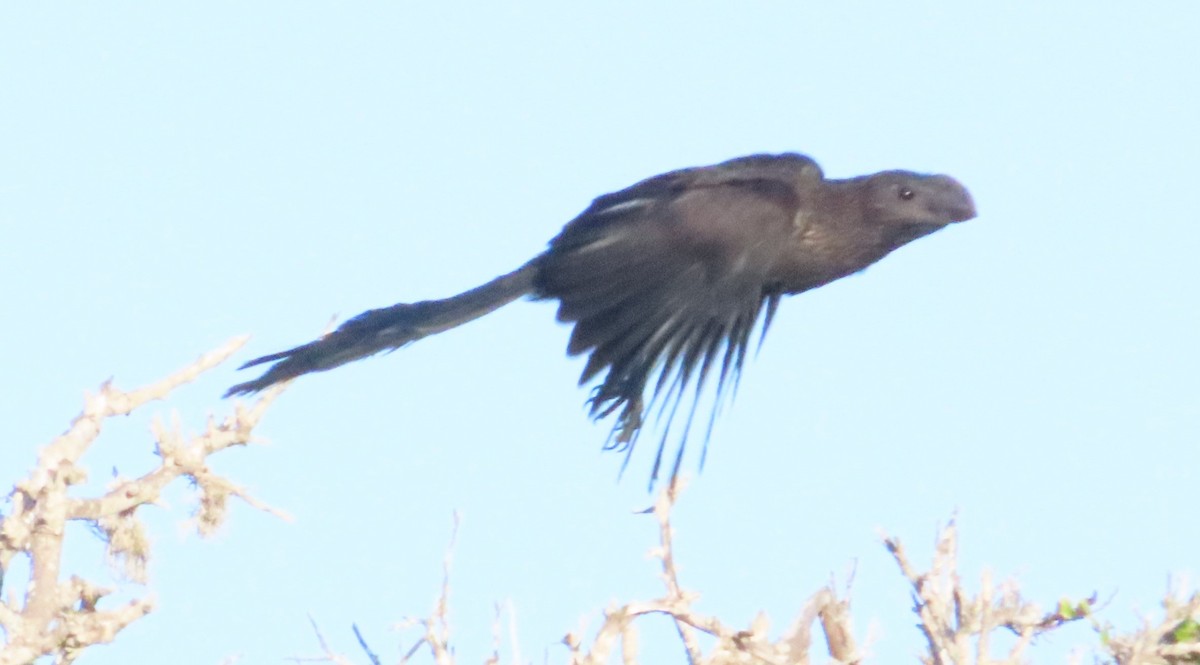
[228, 153, 976, 486]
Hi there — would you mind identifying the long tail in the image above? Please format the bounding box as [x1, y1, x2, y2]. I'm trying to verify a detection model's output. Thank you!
[225, 261, 538, 397]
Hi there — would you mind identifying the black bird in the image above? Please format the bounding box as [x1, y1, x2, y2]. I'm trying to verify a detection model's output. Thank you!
[227, 153, 976, 486]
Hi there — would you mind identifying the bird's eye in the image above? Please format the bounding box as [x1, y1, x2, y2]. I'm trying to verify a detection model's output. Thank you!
[898, 187, 916, 201]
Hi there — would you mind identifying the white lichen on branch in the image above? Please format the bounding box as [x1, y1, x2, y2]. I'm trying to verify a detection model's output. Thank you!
[0, 337, 285, 665]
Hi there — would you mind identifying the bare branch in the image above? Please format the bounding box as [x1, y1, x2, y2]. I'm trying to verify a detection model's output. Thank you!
[565, 476, 860, 665]
[0, 338, 281, 665]
[884, 520, 1093, 665]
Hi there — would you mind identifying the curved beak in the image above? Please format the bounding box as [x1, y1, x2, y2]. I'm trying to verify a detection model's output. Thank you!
[931, 175, 977, 223]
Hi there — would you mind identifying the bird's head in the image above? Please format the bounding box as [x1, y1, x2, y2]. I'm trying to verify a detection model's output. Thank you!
[859, 170, 977, 245]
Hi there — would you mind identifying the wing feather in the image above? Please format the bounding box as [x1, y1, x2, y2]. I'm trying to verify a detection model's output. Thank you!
[534, 154, 815, 487]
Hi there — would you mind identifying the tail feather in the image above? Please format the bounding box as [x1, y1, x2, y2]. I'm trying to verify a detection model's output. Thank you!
[225, 262, 537, 397]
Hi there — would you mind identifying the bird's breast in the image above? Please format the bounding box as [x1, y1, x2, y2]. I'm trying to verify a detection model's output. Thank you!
[775, 223, 892, 294]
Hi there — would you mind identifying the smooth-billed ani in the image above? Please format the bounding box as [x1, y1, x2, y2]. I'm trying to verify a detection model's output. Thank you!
[227, 153, 976, 486]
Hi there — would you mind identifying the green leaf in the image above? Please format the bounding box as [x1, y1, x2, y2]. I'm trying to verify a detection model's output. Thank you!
[1169, 618, 1200, 644]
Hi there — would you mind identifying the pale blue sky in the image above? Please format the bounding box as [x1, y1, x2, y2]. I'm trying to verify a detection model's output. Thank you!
[1, 3, 1197, 663]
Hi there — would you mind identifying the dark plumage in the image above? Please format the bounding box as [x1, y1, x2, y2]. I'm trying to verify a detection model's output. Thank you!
[227, 153, 976, 486]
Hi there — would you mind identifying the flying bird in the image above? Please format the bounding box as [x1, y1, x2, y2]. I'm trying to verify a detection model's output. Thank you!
[227, 153, 976, 486]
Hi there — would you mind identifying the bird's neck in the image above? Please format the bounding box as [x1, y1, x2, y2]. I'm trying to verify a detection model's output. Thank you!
[775, 180, 891, 293]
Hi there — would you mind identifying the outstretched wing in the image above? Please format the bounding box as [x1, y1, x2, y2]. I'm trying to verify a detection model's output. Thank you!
[535, 153, 820, 486]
